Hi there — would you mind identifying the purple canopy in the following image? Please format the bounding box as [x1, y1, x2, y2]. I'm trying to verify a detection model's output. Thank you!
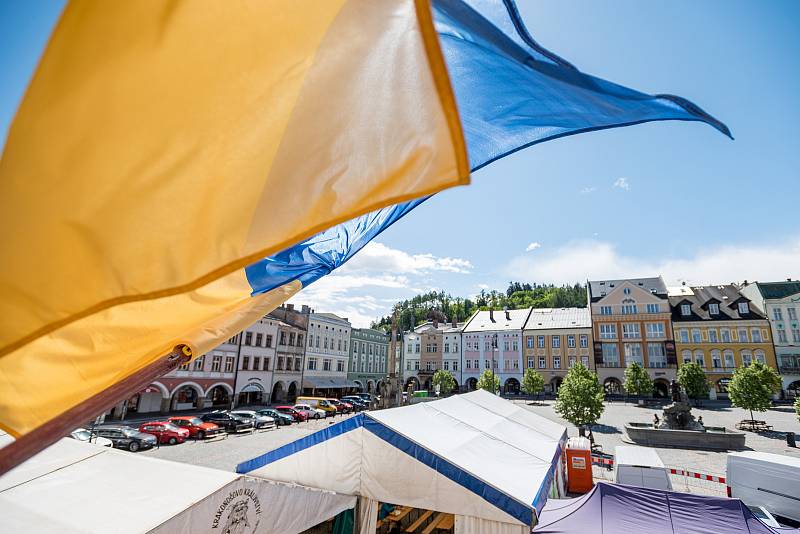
[534, 482, 798, 534]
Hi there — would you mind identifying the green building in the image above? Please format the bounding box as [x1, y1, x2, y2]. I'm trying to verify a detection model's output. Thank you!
[348, 328, 390, 393]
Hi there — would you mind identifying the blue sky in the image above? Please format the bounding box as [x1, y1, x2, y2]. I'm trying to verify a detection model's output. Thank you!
[2, 1, 799, 327]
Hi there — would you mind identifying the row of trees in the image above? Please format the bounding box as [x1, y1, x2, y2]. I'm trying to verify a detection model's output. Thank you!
[437, 361, 787, 429]
[371, 282, 587, 331]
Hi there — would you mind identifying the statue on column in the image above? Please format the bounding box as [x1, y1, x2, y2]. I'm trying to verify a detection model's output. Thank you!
[670, 380, 682, 403]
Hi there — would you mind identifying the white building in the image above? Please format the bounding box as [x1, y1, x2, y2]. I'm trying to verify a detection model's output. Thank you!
[462, 309, 532, 393]
[234, 316, 279, 406]
[303, 312, 353, 394]
[442, 323, 463, 388]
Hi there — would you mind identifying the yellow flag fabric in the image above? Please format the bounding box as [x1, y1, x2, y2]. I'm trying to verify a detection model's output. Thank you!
[0, 0, 468, 437]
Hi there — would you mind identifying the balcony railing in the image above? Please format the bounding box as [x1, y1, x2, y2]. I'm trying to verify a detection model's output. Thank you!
[778, 365, 800, 374]
[597, 362, 622, 368]
[704, 367, 733, 374]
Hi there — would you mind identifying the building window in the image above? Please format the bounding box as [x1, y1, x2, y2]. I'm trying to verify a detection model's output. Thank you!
[602, 344, 619, 366]
[721, 329, 731, 343]
[212, 355, 222, 372]
[737, 328, 748, 342]
[252, 356, 261, 370]
[255, 333, 263, 347]
[773, 308, 783, 321]
[694, 350, 705, 368]
[754, 350, 766, 364]
[265, 335, 273, 348]
[647, 343, 666, 368]
[622, 323, 640, 339]
[288, 333, 295, 346]
[623, 288, 631, 295]
[503, 341, 510, 351]
[568, 356, 576, 368]
[624, 343, 643, 366]
[316, 336, 320, 348]
[681, 350, 692, 365]
[324, 338, 328, 350]
[295, 358, 301, 371]
[193, 356, 205, 371]
[709, 303, 720, 315]
[792, 328, 800, 343]
[308, 358, 317, 370]
[567, 335, 576, 348]
[263, 357, 271, 371]
[241, 356, 249, 371]
[444, 343, 450, 353]
[513, 359, 519, 369]
[337, 360, 344, 372]
[711, 350, 722, 369]
[621, 304, 638, 315]
[580, 335, 589, 348]
[600, 306, 613, 315]
[776, 329, 787, 343]
[691, 329, 702, 343]
[741, 351, 752, 366]
[582, 356, 589, 367]
[599, 324, 617, 340]
[512, 340, 518, 351]
[645, 323, 664, 339]
[453, 361, 458, 371]
[415, 344, 420, 353]
[527, 337, 534, 349]
[552, 336, 561, 348]
[679, 329, 689, 343]
[443, 360, 450, 371]
[338, 339, 342, 351]
[224, 357, 234, 373]
[708, 329, 718, 343]
[738, 302, 749, 315]
[751, 329, 762, 343]
[724, 350, 735, 368]
[537, 336, 545, 348]
[323, 359, 332, 371]
[539, 356, 546, 369]
[297, 334, 303, 346]
[244, 332, 252, 345]
[553, 356, 561, 369]
[527, 357, 535, 368]
[277, 357, 284, 370]
[646, 303, 660, 314]
[788, 307, 797, 321]
[308, 335, 314, 347]
[484, 360, 490, 369]
[681, 304, 691, 316]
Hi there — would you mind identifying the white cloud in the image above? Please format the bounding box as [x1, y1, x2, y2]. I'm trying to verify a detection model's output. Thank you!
[525, 242, 542, 252]
[504, 238, 800, 286]
[341, 242, 472, 274]
[580, 186, 597, 194]
[613, 177, 630, 191]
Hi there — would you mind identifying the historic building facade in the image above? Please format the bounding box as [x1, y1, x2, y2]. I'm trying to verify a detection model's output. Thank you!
[669, 284, 777, 399]
[303, 311, 352, 394]
[740, 280, 800, 397]
[462, 309, 531, 394]
[234, 317, 279, 406]
[522, 308, 593, 394]
[349, 327, 389, 393]
[588, 277, 675, 396]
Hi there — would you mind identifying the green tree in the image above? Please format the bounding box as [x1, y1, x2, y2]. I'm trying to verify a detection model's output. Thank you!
[432, 369, 456, 395]
[555, 363, 605, 429]
[521, 368, 545, 396]
[727, 361, 782, 422]
[623, 362, 653, 398]
[677, 362, 709, 404]
[475, 369, 500, 394]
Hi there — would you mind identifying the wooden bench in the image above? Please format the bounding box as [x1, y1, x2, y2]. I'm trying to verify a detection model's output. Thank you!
[421, 513, 445, 534]
[436, 514, 455, 531]
[387, 506, 413, 525]
[406, 510, 433, 532]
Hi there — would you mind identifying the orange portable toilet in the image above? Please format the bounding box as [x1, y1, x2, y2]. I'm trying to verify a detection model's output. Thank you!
[565, 436, 593, 493]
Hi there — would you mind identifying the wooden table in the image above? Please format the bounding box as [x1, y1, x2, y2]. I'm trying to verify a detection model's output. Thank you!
[386, 506, 413, 525]
[421, 513, 446, 534]
[437, 514, 454, 531]
[406, 510, 433, 532]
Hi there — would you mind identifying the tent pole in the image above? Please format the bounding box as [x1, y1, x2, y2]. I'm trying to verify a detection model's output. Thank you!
[0, 345, 191, 477]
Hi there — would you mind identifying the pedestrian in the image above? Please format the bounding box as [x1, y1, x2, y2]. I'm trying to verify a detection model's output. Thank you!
[653, 414, 660, 427]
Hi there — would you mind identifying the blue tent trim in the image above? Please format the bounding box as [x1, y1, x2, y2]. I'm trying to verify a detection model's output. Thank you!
[362, 416, 534, 526]
[531, 444, 564, 515]
[235, 413, 365, 474]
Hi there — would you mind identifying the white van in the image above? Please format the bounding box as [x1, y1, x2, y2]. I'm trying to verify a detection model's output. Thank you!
[614, 446, 672, 491]
[727, 452, 800, 524]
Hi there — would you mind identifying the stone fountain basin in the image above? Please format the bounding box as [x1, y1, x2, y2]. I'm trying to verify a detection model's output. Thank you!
[625, 422, 746, 450]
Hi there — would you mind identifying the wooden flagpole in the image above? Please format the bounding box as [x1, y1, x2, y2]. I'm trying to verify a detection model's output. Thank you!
[0, 345, 192, 477]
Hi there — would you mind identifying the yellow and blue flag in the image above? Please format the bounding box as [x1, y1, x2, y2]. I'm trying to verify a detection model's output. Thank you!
[0, 0, 728, 451]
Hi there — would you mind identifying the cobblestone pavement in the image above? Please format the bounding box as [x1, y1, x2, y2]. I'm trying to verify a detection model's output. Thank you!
[515, 399, 800, 496]
[140, 412, 357, 472]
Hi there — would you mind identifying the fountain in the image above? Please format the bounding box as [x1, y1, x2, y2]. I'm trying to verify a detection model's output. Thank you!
[624, 380, 745, 450]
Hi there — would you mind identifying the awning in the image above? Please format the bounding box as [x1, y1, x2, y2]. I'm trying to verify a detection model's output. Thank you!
[303, 376, 357, 389]
[240, 383, 264, 393]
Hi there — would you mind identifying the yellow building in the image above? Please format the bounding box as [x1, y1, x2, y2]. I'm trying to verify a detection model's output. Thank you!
[668, 284, 777, 398]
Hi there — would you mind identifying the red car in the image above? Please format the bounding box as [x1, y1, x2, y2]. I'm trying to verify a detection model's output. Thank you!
[138, 421, 190, 445]
[169, 416, 222, 439]
[327, 399, 352, 414]
[275, 405, 307, 422]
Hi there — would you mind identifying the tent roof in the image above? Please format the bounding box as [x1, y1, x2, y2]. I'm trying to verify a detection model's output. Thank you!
[0, 438, 239, 533]
[534, 482, 795, 534]
[238, 390, 567, 526]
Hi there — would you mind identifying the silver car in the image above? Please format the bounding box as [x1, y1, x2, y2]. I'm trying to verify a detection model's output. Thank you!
[231, 410, 275, 429]
[70, 428, 113, 448]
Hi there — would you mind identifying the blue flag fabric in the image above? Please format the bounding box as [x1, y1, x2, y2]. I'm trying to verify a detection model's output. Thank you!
[245, 0, 730, 296]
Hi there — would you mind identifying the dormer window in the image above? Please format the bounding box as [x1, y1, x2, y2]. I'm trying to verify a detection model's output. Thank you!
[623, 288, 631, 295]
[709, 303, 720, 315]
[738, 302, 749, 315]
[681, 304, 691, 316]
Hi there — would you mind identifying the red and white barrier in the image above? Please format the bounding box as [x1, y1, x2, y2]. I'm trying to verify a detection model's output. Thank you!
[668, 468, 726, 484]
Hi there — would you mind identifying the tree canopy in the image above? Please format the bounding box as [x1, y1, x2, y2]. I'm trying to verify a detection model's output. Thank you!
[431, 369, 456, 396]
[555, 363, 605, 428]
[727, 361, 782, 421]
[623, 362, 653, 397]
[522, 368, 545, 396]
[475, 369, 500, 394]
[677, 362, 709, 403]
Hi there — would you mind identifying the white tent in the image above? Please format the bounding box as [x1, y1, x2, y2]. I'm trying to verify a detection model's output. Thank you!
[238, 390, 568, 533]
[0, 438, 355, 533]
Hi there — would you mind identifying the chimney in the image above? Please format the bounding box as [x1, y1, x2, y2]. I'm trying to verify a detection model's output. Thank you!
[505, 309, 511, 321]
[452, 320, 457, 328]
[433, 319, 439, 329]
[286, 303, 294, 311]
[489, 309, 494, 322]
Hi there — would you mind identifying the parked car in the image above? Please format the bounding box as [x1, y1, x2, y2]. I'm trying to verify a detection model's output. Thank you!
[356, 393, 376, 405]
[69, 428, 113, 448]
[231, 410, 276, 430]
[342, 396, 368, 410]
[257, 408, 294, 426]
[275, 405, 307, 422]
[94, 425, 157, 452]
[138, 421, 190, 445]
[168, 416, 222, 439]
[201, 411, 254, 433]
[294, 404, 325, 420]
[296, 396, 338, 417]
[326, 399, 351, 414]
